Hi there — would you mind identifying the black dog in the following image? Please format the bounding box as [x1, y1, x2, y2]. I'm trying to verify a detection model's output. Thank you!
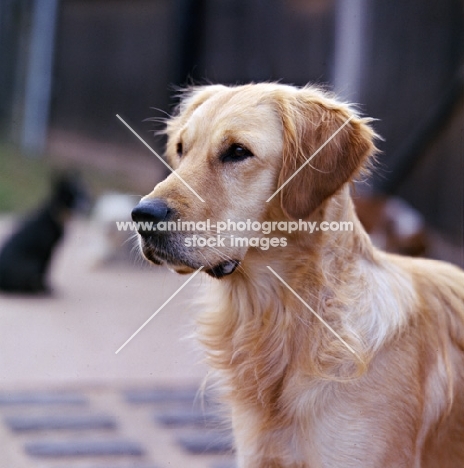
[0, 172, 88, 294]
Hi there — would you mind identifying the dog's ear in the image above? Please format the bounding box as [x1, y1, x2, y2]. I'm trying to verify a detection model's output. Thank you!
[276, 89, 377, 219]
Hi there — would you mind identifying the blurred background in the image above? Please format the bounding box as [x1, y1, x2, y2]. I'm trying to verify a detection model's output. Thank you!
[0, 0, 463, 466]
[1, 0, 463, 250]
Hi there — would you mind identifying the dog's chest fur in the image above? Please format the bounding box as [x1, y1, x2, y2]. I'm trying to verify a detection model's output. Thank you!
[198, 235, 464, 467]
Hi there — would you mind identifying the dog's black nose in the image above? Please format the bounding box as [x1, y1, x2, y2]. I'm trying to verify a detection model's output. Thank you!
[131, 199, 171, 232]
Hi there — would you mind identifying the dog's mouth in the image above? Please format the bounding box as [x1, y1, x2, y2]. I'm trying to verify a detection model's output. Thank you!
[204, 259, 240, 278]
[139, 235, 240, 278]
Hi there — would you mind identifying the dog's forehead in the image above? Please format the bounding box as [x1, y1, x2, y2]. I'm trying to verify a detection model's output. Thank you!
[182, 88, 281, 143]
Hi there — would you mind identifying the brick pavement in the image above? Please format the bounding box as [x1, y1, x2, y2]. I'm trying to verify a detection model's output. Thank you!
[0, 384, 236, 468]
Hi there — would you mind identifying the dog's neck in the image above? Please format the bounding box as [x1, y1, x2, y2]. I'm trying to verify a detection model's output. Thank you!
[236, 185, 374, 295]
[201, 187, 373, 377]
[220, 186, 377, 353]
[199, 185, 414, 416]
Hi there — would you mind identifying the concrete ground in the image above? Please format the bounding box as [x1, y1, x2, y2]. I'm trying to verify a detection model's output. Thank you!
[0, 217, 235, 468]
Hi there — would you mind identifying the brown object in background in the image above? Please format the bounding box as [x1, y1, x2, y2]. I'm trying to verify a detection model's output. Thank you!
[355, 195, 427, 257]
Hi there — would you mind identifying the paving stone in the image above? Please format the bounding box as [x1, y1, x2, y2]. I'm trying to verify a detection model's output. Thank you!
[25, 439, 145, 458]
[124, 387, 200, 405]
[1, 385, 237, 468]
[177, 431, 234, 455]
[5, 413, 117, 432]
[0, 391, 87, 406]
[155, 407, 223, 428]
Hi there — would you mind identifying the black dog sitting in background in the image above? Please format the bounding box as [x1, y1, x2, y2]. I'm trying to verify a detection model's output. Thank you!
[0, 172, 88, 294]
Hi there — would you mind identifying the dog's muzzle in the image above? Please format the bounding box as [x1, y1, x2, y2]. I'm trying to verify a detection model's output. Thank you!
[131, 198, 172, 235]
[131, 199, 239, 278]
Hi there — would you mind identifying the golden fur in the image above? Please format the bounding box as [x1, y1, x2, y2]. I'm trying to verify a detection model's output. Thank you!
[136, 83, 464, 467]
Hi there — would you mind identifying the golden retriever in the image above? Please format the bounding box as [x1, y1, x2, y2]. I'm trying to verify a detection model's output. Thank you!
[132, 83, 464, 467]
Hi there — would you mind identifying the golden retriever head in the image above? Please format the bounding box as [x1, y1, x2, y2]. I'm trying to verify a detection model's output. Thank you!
[132, 83, 376, 277]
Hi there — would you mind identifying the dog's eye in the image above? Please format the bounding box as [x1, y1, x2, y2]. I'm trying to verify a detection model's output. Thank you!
[176, 142, 183, 157]
[221, 144, 254, 162]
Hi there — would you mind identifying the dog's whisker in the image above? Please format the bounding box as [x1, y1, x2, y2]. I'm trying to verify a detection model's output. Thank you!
[147, 106, 173, 118]
[123, 232, 140, 247]
[197, 250, 215, 270]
